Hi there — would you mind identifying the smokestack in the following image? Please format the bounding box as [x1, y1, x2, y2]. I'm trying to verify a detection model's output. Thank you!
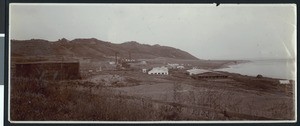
[129, 52, 131, 60]
[115, 52, 118, 64]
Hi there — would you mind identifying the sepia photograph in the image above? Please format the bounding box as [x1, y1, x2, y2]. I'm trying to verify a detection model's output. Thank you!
[9, 3, 296, 122]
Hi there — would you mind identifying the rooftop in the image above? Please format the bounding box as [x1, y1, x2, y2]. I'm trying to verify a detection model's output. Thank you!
[186, 68, 210, 75]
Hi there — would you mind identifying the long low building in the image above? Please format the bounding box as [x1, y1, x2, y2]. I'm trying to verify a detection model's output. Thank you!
[148, 66, 169, 75]
[195, 72, 228, 79]
[186, 68, 210, 75]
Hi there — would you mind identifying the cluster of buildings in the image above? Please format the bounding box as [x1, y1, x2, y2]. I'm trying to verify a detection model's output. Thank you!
[142, 63, 228, 79]
[143, 63, 186, 75]
[167, 63, 185, 69]
[102, 57, 230, 80]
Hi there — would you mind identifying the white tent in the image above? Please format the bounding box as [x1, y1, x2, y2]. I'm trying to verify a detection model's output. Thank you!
[148, 66, 169, 75]
[279, 80, 290, 84]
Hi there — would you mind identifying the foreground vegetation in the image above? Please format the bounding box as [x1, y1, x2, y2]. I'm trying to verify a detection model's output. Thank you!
[10, 72, 294, 121]
[11, 78, 161, 121]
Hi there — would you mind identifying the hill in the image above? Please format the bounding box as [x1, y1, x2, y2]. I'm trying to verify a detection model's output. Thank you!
[11, 38, 199, 60]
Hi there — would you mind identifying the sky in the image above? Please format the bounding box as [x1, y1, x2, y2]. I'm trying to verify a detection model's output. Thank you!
[10, 4, 296, 60]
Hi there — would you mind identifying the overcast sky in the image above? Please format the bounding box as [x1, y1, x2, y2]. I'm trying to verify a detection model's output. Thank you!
[10, 4, 296, 60]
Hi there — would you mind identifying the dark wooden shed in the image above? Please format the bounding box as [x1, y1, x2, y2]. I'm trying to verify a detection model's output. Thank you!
[14, 61, 81, 80]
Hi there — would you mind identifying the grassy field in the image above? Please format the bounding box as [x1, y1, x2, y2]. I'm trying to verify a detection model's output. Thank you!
[10, 58, 295, 121]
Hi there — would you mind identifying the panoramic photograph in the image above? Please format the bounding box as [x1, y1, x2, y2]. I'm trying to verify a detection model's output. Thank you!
[9, 4, 296, 122]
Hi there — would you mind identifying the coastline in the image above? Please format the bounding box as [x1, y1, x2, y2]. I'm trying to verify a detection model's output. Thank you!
[215, 59, 295, 81]
[213, 60, 251, 69]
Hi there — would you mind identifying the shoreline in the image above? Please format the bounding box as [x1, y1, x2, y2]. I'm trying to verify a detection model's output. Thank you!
[215, 60, 295, 81]
[214, 60, 251, 69]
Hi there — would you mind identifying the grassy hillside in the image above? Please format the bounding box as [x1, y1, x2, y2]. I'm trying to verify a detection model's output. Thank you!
[11, 38, 199, 60]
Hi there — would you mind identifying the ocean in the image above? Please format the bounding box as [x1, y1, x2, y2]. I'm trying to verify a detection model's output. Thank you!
[216, 59, 296, 80]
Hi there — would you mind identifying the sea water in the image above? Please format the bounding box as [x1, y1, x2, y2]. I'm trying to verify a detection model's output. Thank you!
[216, 59, 296, 80]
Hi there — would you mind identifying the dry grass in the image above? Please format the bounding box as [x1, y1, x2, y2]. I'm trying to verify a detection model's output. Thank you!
[11, 77, 217, 121]
[10, 70, 295, 121]
[10, 78, 160, 121]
